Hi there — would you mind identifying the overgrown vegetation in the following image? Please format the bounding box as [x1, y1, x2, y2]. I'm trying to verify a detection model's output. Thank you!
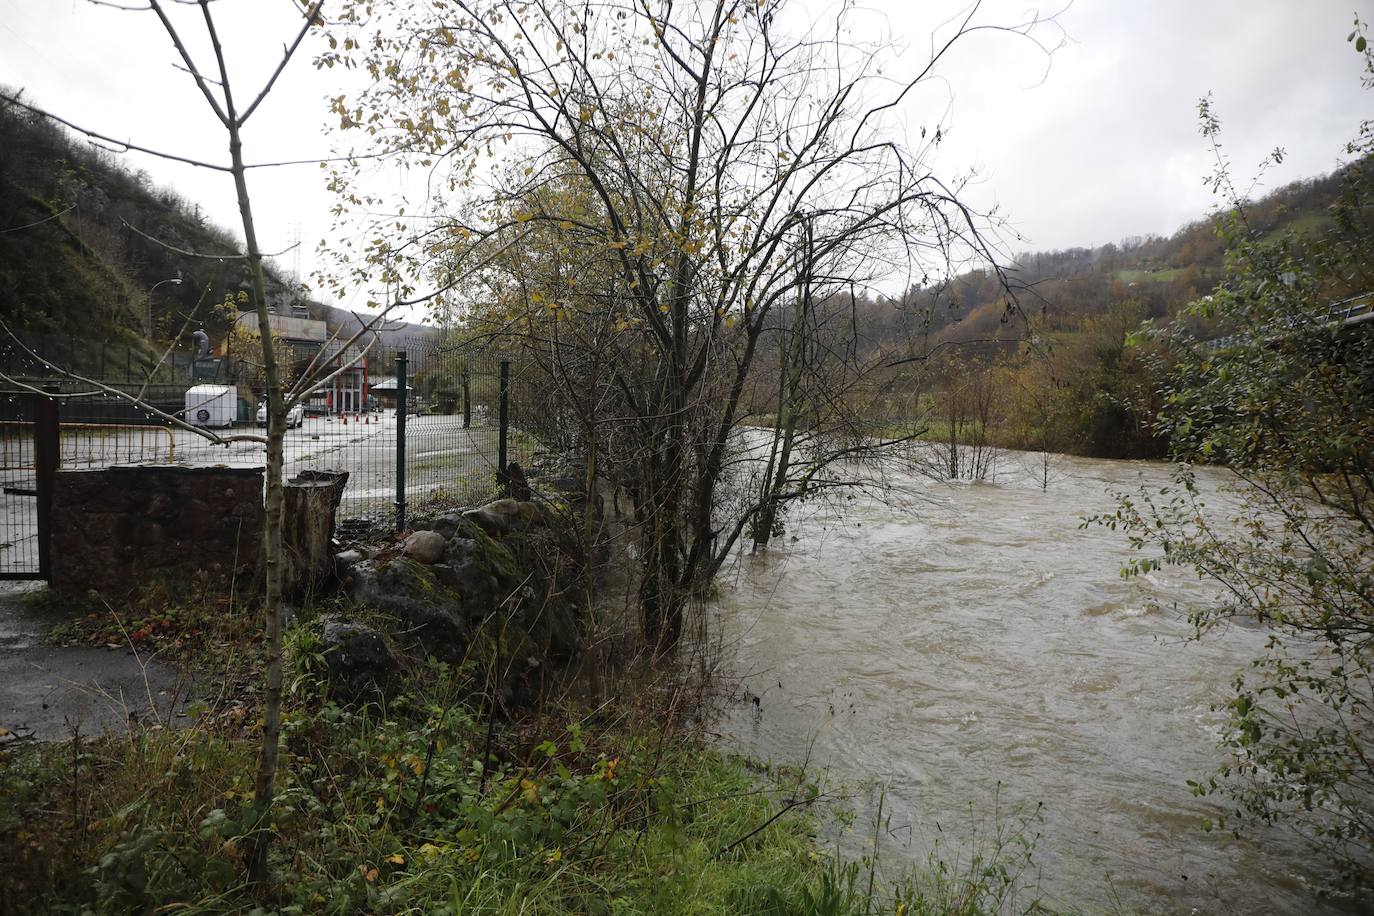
[0, 608, 1045, 915]
[319, 0, 1068, 650]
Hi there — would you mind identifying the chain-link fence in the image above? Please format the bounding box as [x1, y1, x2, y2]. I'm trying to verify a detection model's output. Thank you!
[0, 331, 536, 577]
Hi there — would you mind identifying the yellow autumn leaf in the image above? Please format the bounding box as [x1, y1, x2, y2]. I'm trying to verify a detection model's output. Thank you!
[385, 853, 405, 865]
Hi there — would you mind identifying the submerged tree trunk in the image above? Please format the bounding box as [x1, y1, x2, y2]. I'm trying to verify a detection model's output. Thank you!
[754, 218, 814, 551]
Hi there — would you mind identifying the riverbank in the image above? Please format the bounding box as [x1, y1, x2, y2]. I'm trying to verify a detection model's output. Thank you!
[0, 614, 1042, 915]
[0, 663, 792, 912]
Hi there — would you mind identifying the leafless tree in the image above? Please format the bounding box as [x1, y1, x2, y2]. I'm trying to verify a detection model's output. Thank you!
[322, 0, 1061, 650]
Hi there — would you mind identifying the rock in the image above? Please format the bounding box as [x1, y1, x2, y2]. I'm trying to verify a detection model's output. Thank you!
[320, 615, 394, 703]
[514, 593, 581, 666]
[430, 556, 499, 610]
[346, 557, 469, 660]
[426, 512, 470, 539]
[403, 530, 447, 564]
[462, 499, 544, 537]
[344, 504, 588, 711]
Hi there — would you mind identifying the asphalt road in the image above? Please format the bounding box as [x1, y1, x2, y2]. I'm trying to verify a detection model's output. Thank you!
[0, 582, 187, 742]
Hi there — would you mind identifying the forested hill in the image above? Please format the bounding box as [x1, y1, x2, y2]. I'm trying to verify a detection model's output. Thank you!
[830, 160, 1372, 461]
[1, 83, 1354, 373]
[895, 163, 1352, 346]
[0, 94, 437, 355]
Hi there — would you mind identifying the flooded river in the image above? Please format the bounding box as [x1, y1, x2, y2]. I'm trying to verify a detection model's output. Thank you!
[711, 450, 1347, 914]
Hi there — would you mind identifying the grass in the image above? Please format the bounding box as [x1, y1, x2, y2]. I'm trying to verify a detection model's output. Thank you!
[1112, 268, 1189, 283]
[1259, 210, 1329, 243]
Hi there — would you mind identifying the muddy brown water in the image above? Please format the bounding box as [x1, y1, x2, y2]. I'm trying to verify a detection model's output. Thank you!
[710, 450, 1352, 914]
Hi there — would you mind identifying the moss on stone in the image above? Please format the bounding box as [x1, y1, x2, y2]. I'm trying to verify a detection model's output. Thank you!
[471, 527, 521, 585]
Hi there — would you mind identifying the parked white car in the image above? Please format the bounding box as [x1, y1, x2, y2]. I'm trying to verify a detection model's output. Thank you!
[256, 402, 305, 428]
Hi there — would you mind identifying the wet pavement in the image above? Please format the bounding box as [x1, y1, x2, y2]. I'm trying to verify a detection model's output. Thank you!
[0, 583, 188, 742]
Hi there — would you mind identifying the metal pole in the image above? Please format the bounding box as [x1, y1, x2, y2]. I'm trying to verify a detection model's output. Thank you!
[362, 350, 370, 423]
[34, 386, 60, 583]
[395, 351, 408, 532]
[498, 359, 510, 487]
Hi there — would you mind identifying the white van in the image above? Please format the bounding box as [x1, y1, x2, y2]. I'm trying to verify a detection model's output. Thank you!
[185, 384, 237, 428]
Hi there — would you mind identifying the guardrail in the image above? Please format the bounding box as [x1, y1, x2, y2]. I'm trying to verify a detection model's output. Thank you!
[1200, 292, 1374, 352]
[0, 421, 175, 470]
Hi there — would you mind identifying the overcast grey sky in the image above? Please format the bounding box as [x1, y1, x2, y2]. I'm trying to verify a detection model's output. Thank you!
[1, 0, 1368, 310]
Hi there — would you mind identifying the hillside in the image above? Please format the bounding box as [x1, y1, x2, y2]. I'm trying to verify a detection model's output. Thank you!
[895, 163, 1356, 347]
[0, 93, 438, 374]
[0, 94, 308, 352]
[833, 159, 1374, 461]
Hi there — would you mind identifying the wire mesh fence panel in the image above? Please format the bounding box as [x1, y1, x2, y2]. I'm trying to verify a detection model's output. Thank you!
[57, 386, 249, 468]
[0, 394, 40, 577]
[0, 329, 537, 546]
[277, 342, 532, 531]
[401, 345, 508, 521]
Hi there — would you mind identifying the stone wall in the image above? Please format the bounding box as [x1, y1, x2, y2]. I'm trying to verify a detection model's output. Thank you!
[51, 465, 264, 602]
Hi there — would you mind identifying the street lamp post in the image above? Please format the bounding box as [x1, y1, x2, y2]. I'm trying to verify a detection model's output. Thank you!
[146, 277, 183, 339]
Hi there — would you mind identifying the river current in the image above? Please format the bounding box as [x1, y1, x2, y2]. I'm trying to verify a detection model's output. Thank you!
[710, 449, 1349, 914]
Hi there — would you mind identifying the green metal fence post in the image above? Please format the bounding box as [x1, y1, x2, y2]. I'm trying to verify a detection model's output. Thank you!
[395, 351, 408, 532]
[498, 359, 510, 489]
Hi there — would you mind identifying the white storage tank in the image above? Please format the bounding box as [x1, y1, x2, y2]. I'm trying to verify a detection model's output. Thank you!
[185, 384, 237, 428]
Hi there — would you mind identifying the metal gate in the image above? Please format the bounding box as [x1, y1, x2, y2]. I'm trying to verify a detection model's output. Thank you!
[0, 392, 57, 581]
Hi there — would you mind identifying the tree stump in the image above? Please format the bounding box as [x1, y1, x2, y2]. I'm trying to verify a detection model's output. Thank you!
[281, 470, 349, 595]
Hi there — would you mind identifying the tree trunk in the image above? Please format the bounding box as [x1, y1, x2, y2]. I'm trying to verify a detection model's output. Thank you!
[462, 368, 471, 429]
[223, 113, 287, 887]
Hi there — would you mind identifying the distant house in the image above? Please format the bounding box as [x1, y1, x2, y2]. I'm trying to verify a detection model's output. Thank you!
[369, 376, 413, 409]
